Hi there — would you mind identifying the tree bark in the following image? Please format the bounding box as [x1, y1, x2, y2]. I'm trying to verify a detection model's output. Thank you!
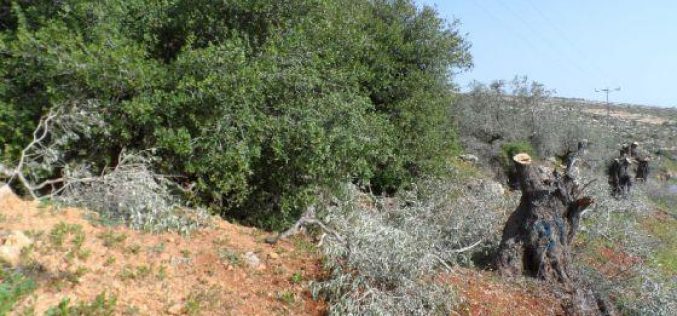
[607, 158, 632, 196]
[495, 153, 593, 285]
[635, 159, 650, 182]
[494, 153, 617, 315]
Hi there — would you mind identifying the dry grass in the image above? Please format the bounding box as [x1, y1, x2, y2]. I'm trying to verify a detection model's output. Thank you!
[573, 176, 676, 315]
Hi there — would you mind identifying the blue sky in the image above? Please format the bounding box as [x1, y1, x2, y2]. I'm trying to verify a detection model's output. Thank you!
[419, 1, 677, 107]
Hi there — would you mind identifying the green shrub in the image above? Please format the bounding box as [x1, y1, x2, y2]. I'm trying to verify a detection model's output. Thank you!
[49, 222, 84, 249]
[0, 268, 37, 315]
[498, 141, 538, 188]
[500, 141, 537, 167]
[45, 292, 117, 316]
[0, 0, 470, 229]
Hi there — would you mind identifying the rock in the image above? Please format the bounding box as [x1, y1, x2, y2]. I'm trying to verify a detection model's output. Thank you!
[459, 154, 479, 163]
[0, 231, 33, 267]
[268, 252, 280, 260]
[4, 231, 32, 248]
[0, 184, 14, 201]
[467, 179, 505, 196]
[264, 235, 278, 244]
[0, 247, 20, 266]
[485, 181, 505, 196]
[167, 303, 184, 315]
[244, 251, 261, 269]
[667, 171, 677, 180]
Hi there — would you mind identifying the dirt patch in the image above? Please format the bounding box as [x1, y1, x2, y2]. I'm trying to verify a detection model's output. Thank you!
[0, 191, 326, 315]
[442, 268, 565, 316]
[596, 247, 642, 278]
[582, 244, 643, 280]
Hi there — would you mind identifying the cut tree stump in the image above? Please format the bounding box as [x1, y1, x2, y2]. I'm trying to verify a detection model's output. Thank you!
[607, 157, 632, 197]
[495, 153, 617, 315]
[495, 153, 593, 285]
[635, 158, 650, 182]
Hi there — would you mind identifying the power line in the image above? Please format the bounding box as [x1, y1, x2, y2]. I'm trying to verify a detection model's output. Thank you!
[595, 86, 621, 119]
[469, 0, 545, 56]
[491, 0, 599, 83]
[523, 0, 611, 83]
[470, 0, 616, 101]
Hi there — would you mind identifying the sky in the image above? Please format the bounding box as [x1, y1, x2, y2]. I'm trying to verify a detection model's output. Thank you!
[419, 0, 677, 107]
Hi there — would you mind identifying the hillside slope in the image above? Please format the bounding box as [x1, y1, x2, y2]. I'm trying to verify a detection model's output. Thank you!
[2, 182, 570, 316]
[0, 187, 325, 315]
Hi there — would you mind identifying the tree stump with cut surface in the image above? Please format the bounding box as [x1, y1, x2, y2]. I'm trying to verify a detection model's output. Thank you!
[496, 153, 593, 285]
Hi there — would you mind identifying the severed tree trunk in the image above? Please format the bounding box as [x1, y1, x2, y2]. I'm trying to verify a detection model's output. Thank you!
[607, 158, 632, 196]
[635, 158, 650, 182]
[495, 153, 593, 286]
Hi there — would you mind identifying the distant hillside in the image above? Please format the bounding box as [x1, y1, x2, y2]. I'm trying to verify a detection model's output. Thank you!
[548, 96, 677, 120]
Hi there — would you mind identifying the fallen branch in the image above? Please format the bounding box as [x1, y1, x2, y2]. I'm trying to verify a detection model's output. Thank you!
[449, 239, 483, 254]
[431, 254, 454, 272]
[1, 109, 60, 199]
[265, 205, 345, 244]
[31, 178, 66, 191]
[581, 178, 598, 192]
[1, 102, 112, 201]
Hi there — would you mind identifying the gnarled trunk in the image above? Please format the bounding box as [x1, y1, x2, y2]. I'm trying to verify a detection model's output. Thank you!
[635, 158, 650, 182]
[608, 158, 632, 196]
[495, 153, 593, 285]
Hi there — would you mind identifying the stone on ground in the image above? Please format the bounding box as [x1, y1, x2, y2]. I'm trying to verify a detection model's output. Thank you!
[0, 230, 33, 267]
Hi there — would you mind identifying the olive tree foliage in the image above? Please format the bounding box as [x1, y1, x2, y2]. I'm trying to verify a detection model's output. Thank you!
[57, 151, 211, 234]
[455, 77, 615, 167]
[313, 179, 515, 315]
[0, 0, 471, 229]
[0, 102, 106, 199]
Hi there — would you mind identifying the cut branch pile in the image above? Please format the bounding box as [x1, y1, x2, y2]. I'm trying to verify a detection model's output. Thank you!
[0, 105, 208, 233]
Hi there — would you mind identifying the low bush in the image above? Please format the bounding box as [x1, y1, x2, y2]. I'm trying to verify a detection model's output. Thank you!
[0, 268, 36, 314]
[314, 178, 514, 314]
[498, 141, 537, 188]
[499, 141, 537, 167]
[45, 292, 117, 316]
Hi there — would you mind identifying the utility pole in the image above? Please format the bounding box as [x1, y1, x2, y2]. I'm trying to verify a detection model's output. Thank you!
[595, 87, 621, 119]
